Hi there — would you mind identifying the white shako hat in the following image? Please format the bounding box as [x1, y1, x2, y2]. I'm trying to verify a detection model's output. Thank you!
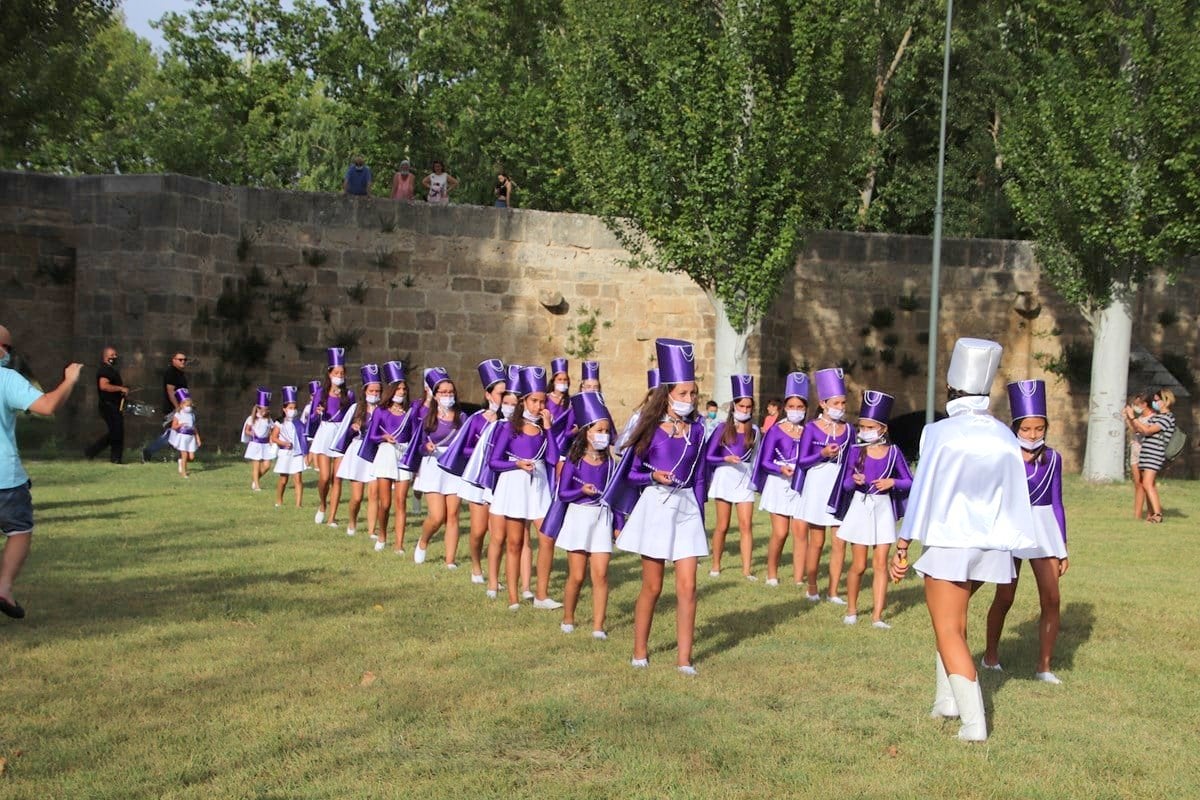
[946, 338, 1003, 394]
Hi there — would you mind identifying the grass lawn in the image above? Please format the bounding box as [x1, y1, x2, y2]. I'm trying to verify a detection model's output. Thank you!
[1, 459, 1196, 799]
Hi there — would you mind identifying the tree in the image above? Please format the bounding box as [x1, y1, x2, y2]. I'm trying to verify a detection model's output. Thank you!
[1001, 1, 1200, 480]
[557, 0, 869, 402]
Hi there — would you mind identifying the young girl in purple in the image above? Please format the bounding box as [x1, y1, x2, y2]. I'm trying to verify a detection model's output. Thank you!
[411, 369, 464, 566]
[361, 363, 413, 552]
[829, 390, 912, 628]
[546, 356, 572, 473]
[756, 372, 809, 587]
[705, 374, 759, 580]
[983, 379, 1069, 684]
[488, 366, 560, 610]
[242, 387, 275, 492]
[271, 387, 307, 508]
[546, 392, 616, 638]
[332, 364, 382, 540]
[606, 338, 708, 676]
[312, 348, 356, 528]
[791, 368, 853, 604]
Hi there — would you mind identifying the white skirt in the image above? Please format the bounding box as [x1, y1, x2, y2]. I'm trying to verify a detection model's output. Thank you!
[274, 449, 307, 475]
[1012, 505, 1068, 561]
[616, 484, 709, 561]
[309, 420, 341, 457]
[914, 546, 1017, 584]
[412, 455, 462, 495]
[555, 503, 615, 553]
[336, 439, 375, 482]
[169, 431, 197, 453]
[759, 473, 802, 517]
[795, 461, 841, 527]
[244, 441, 276, 461]
[489, 463, 551, 520]
[458, 481, 493, 505]
[371, 442, 401, 482]
[836, 493, 898, 546]
[708, 462, 756, 504]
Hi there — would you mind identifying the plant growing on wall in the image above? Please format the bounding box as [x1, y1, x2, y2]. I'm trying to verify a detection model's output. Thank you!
[346, 280, 369, 304]
[565, 306, 612, 360]
[270, 279, 309, 322]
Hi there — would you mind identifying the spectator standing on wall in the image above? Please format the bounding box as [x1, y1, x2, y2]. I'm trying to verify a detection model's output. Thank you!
[494, 172, 515, 208]
[0, 324, 84, 618]
[343, 156, 373, 196]
[142, 351, 189, 463]
[391, 159, 416, 202]
[424, 160, 458, 205]
[84, 346, 127, 464]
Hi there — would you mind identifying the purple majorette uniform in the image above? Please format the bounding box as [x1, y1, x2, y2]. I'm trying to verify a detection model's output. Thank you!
[791, 368, 851, 527]
[441, 358, 507, 505]
[310, 347, 357, 457]
[1006, 379, 1067, 561]
[487, 422, 559, 520]
[301, 380, 323, 443]
[411, 415, 464, 495]
[830, 444, 913, 546]
[334, 403, 377, 483]
[607, 339, 710, 562]
[362, 404, 415, 482]
[273, 418, 308, 475]
[705, 373, 758, 504]
[753, 423, 805, 516]
[543, 392, 616, 552]
[168, 407, 198, 453]
[242, 387, 276, 461]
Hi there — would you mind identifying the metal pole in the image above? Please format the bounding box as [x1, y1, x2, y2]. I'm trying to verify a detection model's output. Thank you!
[925, 0, 954, 424]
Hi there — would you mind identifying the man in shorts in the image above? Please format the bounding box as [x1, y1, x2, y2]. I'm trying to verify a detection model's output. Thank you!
[0, 324, 83, 619]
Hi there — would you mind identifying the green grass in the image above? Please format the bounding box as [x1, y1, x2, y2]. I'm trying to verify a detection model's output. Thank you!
[2, 461, 1197, 799]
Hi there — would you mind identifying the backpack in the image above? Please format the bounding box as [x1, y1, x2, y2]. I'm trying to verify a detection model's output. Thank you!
[1165, 427, 1187, 462]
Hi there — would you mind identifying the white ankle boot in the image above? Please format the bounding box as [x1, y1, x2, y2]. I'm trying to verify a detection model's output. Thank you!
[930, 654, 959, 719]
[948, 673, 988, 742]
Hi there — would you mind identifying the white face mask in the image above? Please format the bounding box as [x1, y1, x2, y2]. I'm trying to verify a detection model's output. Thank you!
[438, 395, 456, 409]
[285, 409, 297, 419]
[488, 400, 500, 412]
[858, 429, 881, 444]
[392, 393, 406, 405]
[1020, 438, 1045, 451]
[554, 382, 569, 393]
[522, 410, 541, 424]
[256, 410, 267, 418]
[786, 410, 805, 424]
[331, 376, 345, 387]
[824, 407, 845, 421]
[670, 400, 694, 417]
[500, 404, 516, 419]
[590, 433, 610, 450]
[733, 410, 752, 423]
[365, 393, 381, 405]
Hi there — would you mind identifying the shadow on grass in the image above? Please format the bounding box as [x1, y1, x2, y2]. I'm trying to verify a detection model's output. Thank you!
[691, 598, 815, 665]
[35, 495, 153, 512]
[986, 601, 1096, 688]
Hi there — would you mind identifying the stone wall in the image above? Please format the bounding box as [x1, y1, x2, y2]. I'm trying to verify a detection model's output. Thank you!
[0, 171, 1195, 476]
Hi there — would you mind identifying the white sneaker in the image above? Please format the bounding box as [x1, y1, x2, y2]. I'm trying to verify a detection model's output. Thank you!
[744, 574, 759, 582]
[470, 573, 485, 584]
[374, 541, 385, 552]
[631, 658, 649, 668]
[413, 547, 427, 564]
[560, 623, 575, 634]
[314, 510, 326, 524]
[445, 563, 458, 570]
[393, 549, 405, 557]
[805, 592, 821, 602]
[1034, 671, 1062, 685]
[827, 595, 847, 605]
[980, 659, 1004, 672]
[677, 665, 698, 676]
[765, 578, 780, 587]
[843, 614, 858, 625]
[533, 597, 564, 610]
[327, 521, 339, 528]
[872, 620, 892, 630]
[486, 589, 498, 600]
[521, 590, 535, 601]
[347, 528, 357, 537]
[274, 503, 282, 509]
[507, 603, 521, 611]
[592, 630, 608, 641]
[708, 570, 720, 578]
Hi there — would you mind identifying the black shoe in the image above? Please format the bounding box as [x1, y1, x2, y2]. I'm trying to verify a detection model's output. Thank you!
[0, 595, 26, 619]
[141, 449, 151, 463]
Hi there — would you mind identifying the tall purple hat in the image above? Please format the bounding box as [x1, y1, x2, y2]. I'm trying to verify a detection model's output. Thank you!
[360, 363, 381, 386]
[858, 390, 895, 424]
[282, 385, 299, 405]
[814, 367, 847, 402]
[646, 368, 661, 390]
[307, 379, 322, 397]
[655, 338, 696, 384]
[581, 360, 600, 382]
[424, 367, 450, 392]
[730, 374, 754, 401]
[570, 392, 610, 428]
[517, 365, 548, 396]
[550, 357, 569, 377]
[383, 360, 406, 385]
[326, 347, 346, 368]
[1007, 379, 1047, 422]
[507, 363, 523, 389]
[174, 387, 191, 404]
[477, 358, 507, 390]
[784, 372, 810, 403]
[255, 387, 271, 407]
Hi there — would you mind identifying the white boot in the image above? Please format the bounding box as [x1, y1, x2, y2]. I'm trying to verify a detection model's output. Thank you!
[931, 654, 960, 719]
[948, 673, 988, 742]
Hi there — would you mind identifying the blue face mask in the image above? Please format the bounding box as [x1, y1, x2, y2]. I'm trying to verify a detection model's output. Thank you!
[0, 350, 9, 369]
[1151, 400, 1162, 412]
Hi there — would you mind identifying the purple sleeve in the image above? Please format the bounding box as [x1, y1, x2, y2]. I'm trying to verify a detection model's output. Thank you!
[364, 409, 385, 445]
[705, 423, 728, 466]
[487, 424, 519, 473]
[545, 423, 560, 467]
[759, 428, 786, 477]
[795, 424, 826, 471]
[1050, 450, 1067, 542]
[891, 448, 913, 493]
[627, 445, 655, 487]
[558, 459, 587, 503]
[461, 412, 487, 458]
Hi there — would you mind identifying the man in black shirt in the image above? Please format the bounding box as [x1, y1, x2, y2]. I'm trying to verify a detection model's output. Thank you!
[84, 346, 128, 463]
[142, 351, 189, 462]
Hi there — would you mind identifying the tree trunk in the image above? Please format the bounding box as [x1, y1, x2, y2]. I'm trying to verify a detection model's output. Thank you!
[709, 293, 752, 406]
[1081, 284, 1134, 482]
[857, 22, 912, 228]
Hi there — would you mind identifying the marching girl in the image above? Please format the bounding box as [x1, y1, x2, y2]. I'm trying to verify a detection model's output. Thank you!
[411, 369, 465, 566]
[168, 388, 201, 478]
[791, 368, 853, 604]
[311, 348, 356, 528]
[579, 360, 602, 395]
[982, 379, 1068, 683]
[363, 361, 414, 553]
[605, 338, 708, 675]
[890, 339, 1037, 742]
[331, 364, 382, 540]
[271, 386, 308, 507]
[483, 379, 531, 599]
[301, 379, 322, 468]
[441, 359, 508, 584]
[754, 372, 810, 587]
[547, 357, 573, 474]
[829, 391, 912, 628]
[545, 393, 616, 638]
[242, 387, 276, 491]
[487, 366, 561, 610]
[614, 368, 660, 456]
[705, 375, 759, 580]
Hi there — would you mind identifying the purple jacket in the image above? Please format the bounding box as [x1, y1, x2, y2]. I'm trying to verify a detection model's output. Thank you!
[1027, 447, 1067, 541]
[827, 443, 913, 521]
[750, 422, 804, 491]
[789, 418, 852, 494]
[601, 419, 708, 523]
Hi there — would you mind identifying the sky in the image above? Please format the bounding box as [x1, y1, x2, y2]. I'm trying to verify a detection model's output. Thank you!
[119, 0, 194, 51]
